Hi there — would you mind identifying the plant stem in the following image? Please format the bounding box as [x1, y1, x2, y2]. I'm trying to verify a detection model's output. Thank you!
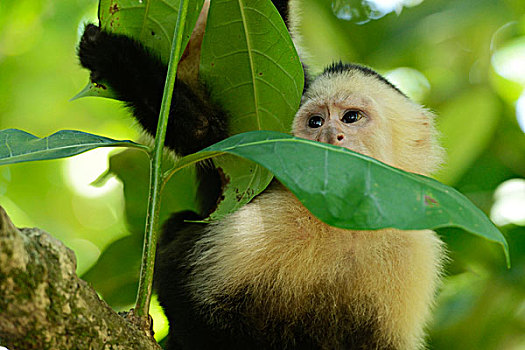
[134, 0, 190, 317]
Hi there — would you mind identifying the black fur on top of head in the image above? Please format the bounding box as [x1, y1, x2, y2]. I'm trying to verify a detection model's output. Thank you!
[322, 61, 408, 98]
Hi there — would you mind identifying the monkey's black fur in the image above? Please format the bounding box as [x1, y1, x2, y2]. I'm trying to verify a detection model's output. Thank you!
[78, 24, 226, 215]
[78, 24, 229, 156]
[323, 61, 407, 98]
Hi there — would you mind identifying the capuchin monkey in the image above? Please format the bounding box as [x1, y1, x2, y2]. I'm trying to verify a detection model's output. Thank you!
[77, 0, 445, 349]
[153, 62, 445, 350]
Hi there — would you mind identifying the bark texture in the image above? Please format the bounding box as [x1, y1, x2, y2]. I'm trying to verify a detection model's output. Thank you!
[0, 206, 161, 350]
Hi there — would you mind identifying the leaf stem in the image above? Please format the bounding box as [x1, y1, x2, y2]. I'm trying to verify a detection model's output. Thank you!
[162, 151, 225, 187]
[134, 0, 190, 317]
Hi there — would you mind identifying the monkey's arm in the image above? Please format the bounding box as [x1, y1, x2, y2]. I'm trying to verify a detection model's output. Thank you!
[77, 24, 228, 156]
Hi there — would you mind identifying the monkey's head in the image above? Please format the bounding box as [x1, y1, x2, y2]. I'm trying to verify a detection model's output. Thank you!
[292, 62, 444, 176]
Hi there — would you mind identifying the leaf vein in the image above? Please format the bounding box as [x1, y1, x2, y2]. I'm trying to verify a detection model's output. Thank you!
[238, 0, 261, 130]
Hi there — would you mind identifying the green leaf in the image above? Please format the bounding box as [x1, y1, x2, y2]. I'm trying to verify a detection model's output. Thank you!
[169, 130, 510, 266]
[208, 155, 272, 221]
[81, 234, 142, 308]
[0, 129, 147, 165]
[198, 0, 304, 219]
[200, 0, 303, 134]
[70, 81, 118, 100]
[98, 0, 204, 63]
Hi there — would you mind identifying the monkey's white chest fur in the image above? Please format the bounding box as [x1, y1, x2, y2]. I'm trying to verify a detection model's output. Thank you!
[187, 182, 444, 349]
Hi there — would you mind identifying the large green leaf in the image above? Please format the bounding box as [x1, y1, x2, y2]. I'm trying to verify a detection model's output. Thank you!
[98, 0, 204, 63]
[200, 0, 303, 134]
[198, 0, 304, 219]
[168, 130, 510, 266]
[0, 129, 147, 165]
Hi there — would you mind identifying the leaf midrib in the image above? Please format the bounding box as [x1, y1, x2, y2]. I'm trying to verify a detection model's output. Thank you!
[238, 0, 261, 130]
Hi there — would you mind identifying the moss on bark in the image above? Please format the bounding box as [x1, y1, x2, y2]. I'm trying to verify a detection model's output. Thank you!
[0, 206, 161, 350]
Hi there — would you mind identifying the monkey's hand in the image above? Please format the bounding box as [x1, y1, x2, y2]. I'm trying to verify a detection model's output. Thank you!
[78, 24, 167, 104]
[77, 24, 228, 156]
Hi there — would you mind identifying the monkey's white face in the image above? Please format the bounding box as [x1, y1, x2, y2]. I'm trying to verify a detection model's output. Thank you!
[291, 70, 443, 175]
[293, 92, 396, 167]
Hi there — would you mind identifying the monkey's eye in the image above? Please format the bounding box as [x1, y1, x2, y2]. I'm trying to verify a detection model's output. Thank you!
[308, 115, 324, 128]
[342, 110, 363, 124]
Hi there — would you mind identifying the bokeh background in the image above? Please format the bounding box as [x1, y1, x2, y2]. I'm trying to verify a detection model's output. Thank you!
[1, 0, 524, 348]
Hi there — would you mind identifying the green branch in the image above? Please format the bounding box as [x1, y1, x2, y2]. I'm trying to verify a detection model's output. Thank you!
[134, 0, 190, 317]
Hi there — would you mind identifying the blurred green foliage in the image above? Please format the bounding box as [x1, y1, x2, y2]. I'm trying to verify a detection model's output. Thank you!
[1, 0, 524, 348]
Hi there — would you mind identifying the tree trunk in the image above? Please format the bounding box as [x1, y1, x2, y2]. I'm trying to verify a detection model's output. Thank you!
[0, 206, 161, 350]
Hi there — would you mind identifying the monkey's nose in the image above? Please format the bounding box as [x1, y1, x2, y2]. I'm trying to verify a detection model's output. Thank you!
[318, 132, 345, 145]
[330, 133, 345, 146]
[317, 127, 345, 146]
